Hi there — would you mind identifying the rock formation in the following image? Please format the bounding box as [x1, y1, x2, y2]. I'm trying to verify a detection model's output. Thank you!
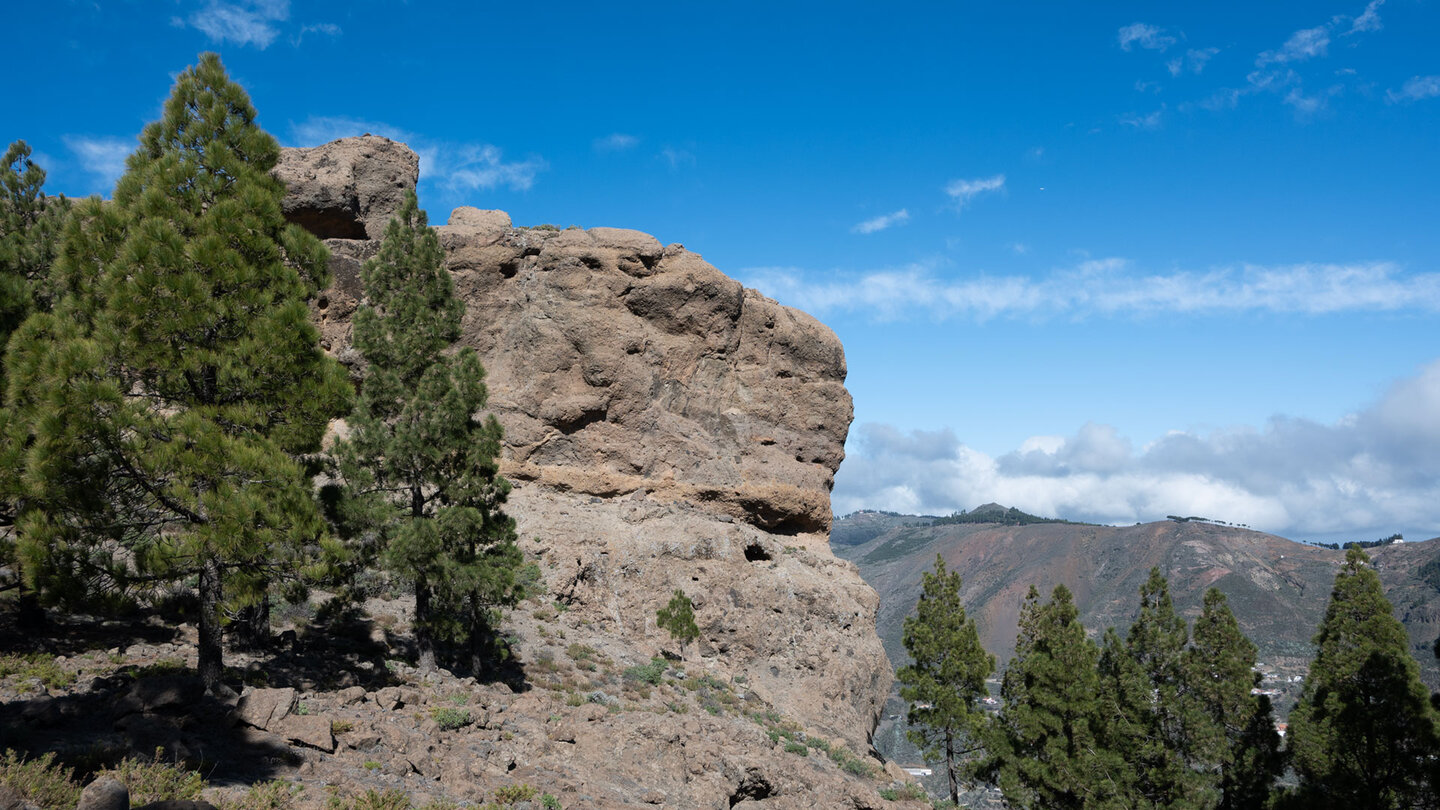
[265, 137, 897, 806]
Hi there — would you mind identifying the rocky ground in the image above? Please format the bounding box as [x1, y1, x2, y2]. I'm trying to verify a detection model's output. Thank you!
[0, 529, 924, 810]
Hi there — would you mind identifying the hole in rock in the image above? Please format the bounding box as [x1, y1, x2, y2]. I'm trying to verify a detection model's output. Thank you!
[744, 543, 772, 562]
[729, 771, 774, 806]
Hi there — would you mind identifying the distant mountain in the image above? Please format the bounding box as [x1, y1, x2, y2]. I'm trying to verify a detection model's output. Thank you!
[834, 510, 1440, 693]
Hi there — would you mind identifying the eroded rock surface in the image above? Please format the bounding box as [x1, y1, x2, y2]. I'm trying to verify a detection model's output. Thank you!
[270, 137, 895, 806]
[275, 135, 419, 240]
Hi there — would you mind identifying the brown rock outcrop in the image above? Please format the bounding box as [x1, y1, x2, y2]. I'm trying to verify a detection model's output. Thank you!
[274, 135, 419, 240]
[275, 137, 894, 803]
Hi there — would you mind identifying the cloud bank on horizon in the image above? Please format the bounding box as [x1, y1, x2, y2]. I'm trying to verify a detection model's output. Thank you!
[743, 260, 1440, 321]
[834, 358, 1440, 542]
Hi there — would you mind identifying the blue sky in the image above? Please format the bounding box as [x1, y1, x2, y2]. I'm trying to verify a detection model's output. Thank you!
[11, 0, 1440, 542]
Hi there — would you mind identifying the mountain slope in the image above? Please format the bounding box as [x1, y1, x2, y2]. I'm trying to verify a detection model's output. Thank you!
[834, 514, 1440, 688]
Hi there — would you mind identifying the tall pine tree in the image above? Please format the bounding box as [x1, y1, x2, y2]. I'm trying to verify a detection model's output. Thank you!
[5, 54, 350, 692]
[1185, 588, 1281, 810]
[1285, 547, 1439, 809]
[1098, 569, 1216, 809]
[897, 555, 995, 805]
[0, 140, 70, 626]
[333, 190, 522, 676]
[0, 140, 69, 369]
[989, 584, 1125, 810]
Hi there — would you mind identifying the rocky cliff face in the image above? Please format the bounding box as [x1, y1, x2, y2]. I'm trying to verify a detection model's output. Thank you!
[271, 137, 899, 806]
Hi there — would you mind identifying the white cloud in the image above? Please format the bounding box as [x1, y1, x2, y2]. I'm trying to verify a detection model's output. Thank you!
[444, 144, 545, 192]
[292, 22, 341, 45]
[1347, 0, 1384, 33]
[594, 133, 639, 152]
[741, 259, 1440, 322]
[186, 0, 289, 49]
[944, 174, 1005, 209]
[1387, 75, 1440, 104]
[1118, 23, 1176, 52]
[1258, 26, 1330, 66]
[1119, 107, 1164, 129]
[659, 147, 696, 169]
[63, 135, 133, 190]
[1284, 87, 1330, 116]
[834, 359, 1440, 540]
[1167, 47, 1219, 76]
[289, 116, 544, 192]
[852, 209, 910, 235]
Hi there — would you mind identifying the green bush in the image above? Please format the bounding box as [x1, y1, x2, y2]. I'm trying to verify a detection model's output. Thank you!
[221, 780, 302, 810]
[622, 657, 667, 685]
[327, 788, 411, 810]
[492, 783, 537, 803]
[0, 653, 75, 691]
[429, 707, 473, 731]
[100, 748, 206, 805]
[0, 750, 82, 809]
[878, 783, 927, 801]
[541, 795, 562, 810]
[783, 741, 808, 756]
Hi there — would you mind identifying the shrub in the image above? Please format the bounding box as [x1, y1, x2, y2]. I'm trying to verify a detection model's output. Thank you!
[0, 750, 82, 809]
[99, 748, 207, 805]
[0, 653, 75, 691]
[221, 780, 302, 810]
[783, 741, 808, 756]
[622, 657, 667, 685]
[327, 788, 410, 810]
[565, 643, 598, 662]
[429, 707, 472, 731]
[517, 562, 546, 597]
[542, 795, 562, 810]
[878, 783, 927, 801]
[656, 590, 698, 650]
[492, 783, 537, 803]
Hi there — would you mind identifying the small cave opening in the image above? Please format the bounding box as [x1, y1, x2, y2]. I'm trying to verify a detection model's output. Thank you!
[744, 542, 772, 562]
[728, 771, 774, 806]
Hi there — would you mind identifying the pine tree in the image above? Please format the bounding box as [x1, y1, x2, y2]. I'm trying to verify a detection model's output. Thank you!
[657, 589, 699, 657]
[5, 54, 350, 692]
[1286, 547, 1439, 809]
[333, 189, 521, 676]
[989, 584, 1124, 810]
[0, 140, 69, 371]
[897, 555, 995, 805]
[1, 141, 70, 623]
[1098, 569, 1216, 809]
[1185, 588, 1281, 810]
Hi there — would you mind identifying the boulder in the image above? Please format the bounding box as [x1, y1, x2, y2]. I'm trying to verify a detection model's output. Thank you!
[275, 135, 419, 239]
[75, 778, 127, 810]
[278, 715, 335, 753]
[121, 674, 203, 714]
[234, 686, 295, 730]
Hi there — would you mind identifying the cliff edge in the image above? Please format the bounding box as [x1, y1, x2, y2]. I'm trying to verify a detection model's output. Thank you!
[271, 136, 899, 807]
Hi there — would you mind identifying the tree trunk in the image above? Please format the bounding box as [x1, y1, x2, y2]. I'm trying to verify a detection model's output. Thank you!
[15, 583, 46, 631]
[946, 733, 959, 805]
[415, 575, 435, 674]
[232, 589, 270, 650]
[467, 592, 487, 678]
[198, 555, 225, 693]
